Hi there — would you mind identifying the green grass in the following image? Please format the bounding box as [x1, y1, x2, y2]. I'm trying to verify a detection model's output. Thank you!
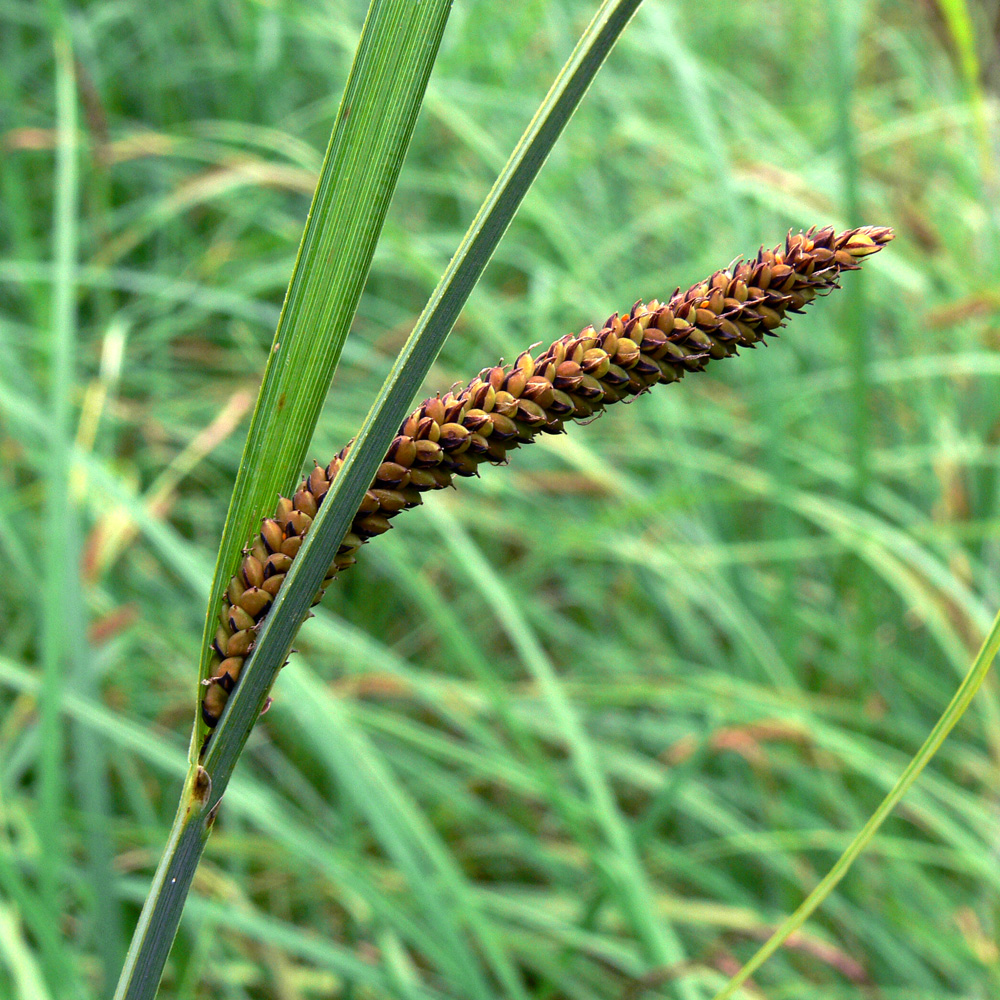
[2, 1, 1000, 998]
[111, 3, 460, 992]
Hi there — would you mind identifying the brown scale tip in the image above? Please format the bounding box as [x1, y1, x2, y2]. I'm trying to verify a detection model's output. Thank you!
[199, 225, 893, 734]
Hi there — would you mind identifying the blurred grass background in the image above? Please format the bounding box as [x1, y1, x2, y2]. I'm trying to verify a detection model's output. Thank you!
[3, 0, 1000, 997]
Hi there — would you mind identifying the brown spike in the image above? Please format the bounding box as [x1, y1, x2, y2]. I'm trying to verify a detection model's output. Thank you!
[202, 226, 892, 735]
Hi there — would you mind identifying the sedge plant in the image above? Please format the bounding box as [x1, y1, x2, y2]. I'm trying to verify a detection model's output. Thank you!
[61, 1, 996, 999]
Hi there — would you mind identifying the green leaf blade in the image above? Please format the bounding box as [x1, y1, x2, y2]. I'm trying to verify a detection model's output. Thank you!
[115, 3, 454, 997]
[205, 0, 646, 785]
[195, 0, 454, 747]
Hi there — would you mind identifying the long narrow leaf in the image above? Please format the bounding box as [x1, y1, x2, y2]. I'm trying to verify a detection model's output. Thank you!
[198, 1, 643, 991]
[193, 0, 454, 749]
[39, 26, 87, 1000]
[203, 0, 645, 805]
[710, 605, 1000, 1000]
[113, 4, 452, 997]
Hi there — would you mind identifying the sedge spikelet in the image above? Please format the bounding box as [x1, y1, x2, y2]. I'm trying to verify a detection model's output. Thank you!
[202, 224, 894, 727]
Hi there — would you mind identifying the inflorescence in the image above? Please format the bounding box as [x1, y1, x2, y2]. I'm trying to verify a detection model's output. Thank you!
[202, 224, 893, 728]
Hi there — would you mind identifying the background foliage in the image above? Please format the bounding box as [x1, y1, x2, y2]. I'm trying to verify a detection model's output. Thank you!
[2, 0, 1000, 997]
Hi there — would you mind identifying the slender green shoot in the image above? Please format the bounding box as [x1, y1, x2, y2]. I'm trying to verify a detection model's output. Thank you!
[38, 23, 86, 999]
[711, 604, 1000, 1000]
[192, 0, 454, 750]
[205, 0, 646, 787]
[113, 3, 453, 996]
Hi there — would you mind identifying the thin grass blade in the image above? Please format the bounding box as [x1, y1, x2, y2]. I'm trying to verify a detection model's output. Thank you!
[198, 4, 646, 992]
[203, 0, 646, 811]
[38, 23, 87, 1000]
[710, 605, 1000, 1000]
[193, 0, 454, 749]
[113, 4, 453, 997]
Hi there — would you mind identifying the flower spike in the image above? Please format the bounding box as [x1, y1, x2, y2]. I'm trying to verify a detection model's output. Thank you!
[201, 225, 893, 728]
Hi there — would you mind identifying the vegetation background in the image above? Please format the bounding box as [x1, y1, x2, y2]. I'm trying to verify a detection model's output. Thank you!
[2, 0, 1000, 997]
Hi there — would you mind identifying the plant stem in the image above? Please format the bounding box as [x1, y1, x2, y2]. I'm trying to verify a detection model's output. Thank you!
[112, 769, 212, 1000]
[202, 0, 648, 814]
[40, 26, 81, 997]
[114, 2, 453, 995]
[711, 602, 1000, 1000]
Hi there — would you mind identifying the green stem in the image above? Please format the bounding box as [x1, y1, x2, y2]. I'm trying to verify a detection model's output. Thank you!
[711, 603, 1000, 1000]
[112, 769, 212, 1000]
[113, 3, 453, 996]
[830, 2, 867, 502]
[40, 21, 79, 941]
[116, 4, 645, 995]
[211, 0, 648, 785]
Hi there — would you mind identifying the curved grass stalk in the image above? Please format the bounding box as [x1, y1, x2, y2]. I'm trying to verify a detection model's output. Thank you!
[710, 604, 1000, 1000]
[113, 2, 453, 995]
[116, 2, 647, 997]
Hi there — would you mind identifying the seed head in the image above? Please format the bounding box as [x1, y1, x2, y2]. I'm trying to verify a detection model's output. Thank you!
[201, 225, 893, 728]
